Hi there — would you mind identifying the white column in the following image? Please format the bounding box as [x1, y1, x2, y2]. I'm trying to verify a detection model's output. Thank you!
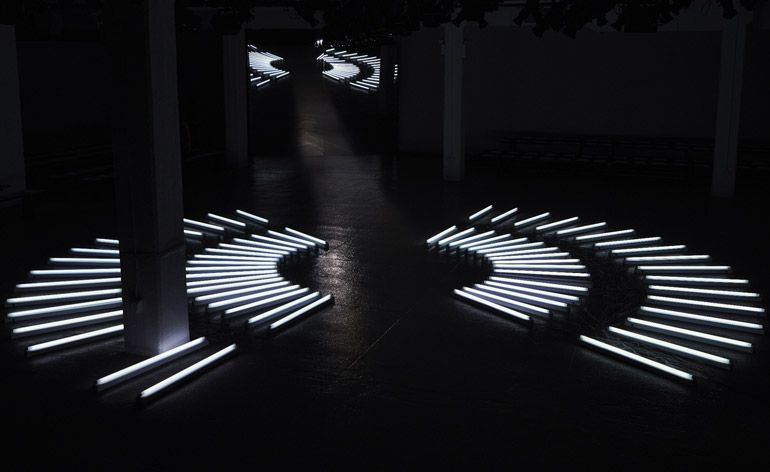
[442, 24, 465, 181]
[0, 24, 26, 204]
[222, 29, 249, 168]
[105, 0, 189, 356]
[711, 14, 749, 198]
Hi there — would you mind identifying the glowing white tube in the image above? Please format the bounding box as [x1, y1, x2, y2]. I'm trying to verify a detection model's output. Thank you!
[491, 208, 518, 224]
[644, 275, 748, 286]
[186, 274, 278, 288]
[494, 259, 579, 265]
[485, 280, 580, 303]
[49, 257, 120, 265]
[251, 234, 307, 250]
[236, 209, 269, 225]
[208, 285, 301, 311]
[637, 265, 730, 273]
[248, 292, 321, 325]
[26, 324, 124, 355]
[486, 247, 559, 259]
[7, 297, 123, 322]
[489, 252, 570, 261]
[626, 317, 752, 351]
[233, 238, 298, 252]
[608, 326, 730, 368]
[30, 268, 121, 277]
[183, 218, 225, 233]
[269, 294, 334, 331]
[639, 306, 763, 333]
[207, 213, 246, 228]
[223, 242, 291, 256]
[195, 281, 289, 304]
[647, 285, 760, 300]
[453, 289, 531, 323]
[555, 222, 607, 236]
[95, 238, 119, 246]
[194, 254, 278, 262]
[647, 295, 764, 315]
[612, 245, 686, 255]
[478, 242, 545, 255]
[625, 255, 711, 264]
[284, 227, 327, 248]
[138, 344, 237, 400]
[70, 248, 119, 256]
[493, 263, 586, 271]
[494, 269, 591, 279]
[594, 237, 662, 248]
[467, 237, 527, 252]
[575, 229, 635, 242]
[474, 283, 568, 310]
[223, 288, 310, 318]
[488, 276, 588, 293]
[463, 286, 550, 316]
[16, 277, 121, 291]
[96, 337, 209, 391]
[185, 229, 204, 238]
[460, 234, 511, 250]
[427, 225, 457, 244]
[514, 212, 551, 227]
[205, 247, 283, 258]
[6, 288, 121, 306]
[536, 217, 578, 232]
[267, 230, 316, 248]
[12, 310, 123, 338]
[437, 228, 475, 246]
[468, 205, 493, 221]
[579, 335, 693, 381]
[187, 276, 283, 293]
[448, 230, 495, 248]
[186, 261, 276, 268]
[186, 270, 278, 280]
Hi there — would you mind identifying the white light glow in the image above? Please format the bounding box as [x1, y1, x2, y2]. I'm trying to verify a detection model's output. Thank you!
[427, 225, 457, 244]
[555, 222, 607, 236]
[207, 213, 246, 228]
[488, 276, 588, 293]
[489, 252, 570, 261]
[536, 216, 578, 232]
[269, 294, 334, 331]
[647, 295, 764, 315]
[468, 205, 493, 221]
[205, 247, 283, 258]
[486, 248, 558, 259]
[70, 248, 119, 256]
[7, 288, 121, 306]
[463, 286, 550, 316]
[449, 230, 495, 248]
[485, 280, 580, 303]
[194, 254, 278, 263]
[627, 317, 752, 351]
[195, 281, 289, 304]
[639, 306, 763, 333]
[187, 276, 283, 294]
[514, 212, 551, 227]
[492, 263, 586, 271]
[250, 234, 307, 250]
[478, 242, 545, 255]
[12, 310, 123, 338]
[637, 265, 730, 273]
[475, 284, 568, 310]
[284, 227, 327, 248]
[7, 297, 123, 322]
[186, 264, 277, 271]
[460, 234, 511, 250]
[609, 326, 730, 367]
[31, 268, 121, 277]
[248, 292, 321, 325]
[16, 277, 121, 291]
[594, 237, 662, 248]
[138, 344, 237, 400]
[466, 237, 528, 252]
[183, 218, 225, 233]
[223, 288, 310, 318]
[185, 229, 204, 238]
[647, 285, 759, 300]
[224, 242, 291, 256]
[493, 269, 591, 279]
[95, 238, 119, 246]
[186, 270, 278, 280]
[612, 245, 687, 255]
[27, 324, 124, 355]
[491, 208, 518, 224]
[49, 257, 120, 265]
[453, 289, 531, 323]
[575, 229, 635, 242]
[625, 255, 711, 264]
[233, 238, 298, 253]
[186, 274, 278, 288]
[643, 275, 749, 286]
[236, 209, 269, 225]
[207, 285, 301, 310]
[437, 228, 475, 246]
[580, 335, 693, 381]
[267, 230, 316, 248]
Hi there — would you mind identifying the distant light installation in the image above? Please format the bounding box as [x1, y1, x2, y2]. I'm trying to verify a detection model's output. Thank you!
[4, 209, 334, 403]
[247, 45, 289, 88]
[318, 48, 398, 93]
[427, 204, 764, 384]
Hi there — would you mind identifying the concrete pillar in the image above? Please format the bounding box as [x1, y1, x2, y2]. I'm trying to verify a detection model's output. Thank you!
[104, 0, 189, 356]
[0, 24, 26, 204]
[379, 42, 397, 114]
[222, 28, 249, 168]
[442, 24, 465, 181]
[711, 14, 749, 198]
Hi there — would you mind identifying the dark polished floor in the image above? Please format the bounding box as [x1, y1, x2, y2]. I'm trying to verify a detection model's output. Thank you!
[2, 46, 770, 469]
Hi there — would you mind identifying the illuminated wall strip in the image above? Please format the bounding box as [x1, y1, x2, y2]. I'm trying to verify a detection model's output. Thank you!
[489, 252, 570, 261]
[626, 317, 752, 351]
[636, 265, 730, 273]
[49, 257, 120, 266]
[555, 222, 607, 236]
[643, 275, 749, 287]
[95, 238, 119, 246]
[453, 289, 531, 323]
[461, 234, 512, 251]
[639, 306, 763, 333]
[580, 335, 693, 381]
[612, 245, 687, 255]
[514, 212, 551, 227]
[486, 248, 558, 259]
[207, 285, 301, 311]
[284, 227, 328, 249]
[138, 344, 237, 401]
[205, 248, 284, 258]
[184, 229, 204, 238]
[12, 310, 123, 338]
[625, 255, 711, 264]
[70, 248, 119, 256]
[223, 288, 310, 318]
[27, 324, 124, 355]
[574, 229, 635, 242]
[16, 277, 122, 291]
[194, 281, 289, 305]
[7, 297, 123, 322]
[426, 225, 457, 244]
[493, 264, 586, 271]
[478, 242, 545, 255]
[491, 208, 518, 224]
[186, 273, 278, 288]
[183, 218, 225, 233]
[187, 276, 284, 294]
[236, 209, 269, 225]
[268, 294, 334, 331]
[536, 216, 578, 232]
[31, 268, 121, 277]
[207, 213, 246, 229]
[494, 269, 591, 280]
[594, 237, 662, 248]
[463, 286, 550, 317]
[474, 283, 568, 310]
[485, 280, 581, 303]
[609, 326, 730, 368]
[646, 295, 765, 315]
[7, 288, 121, 306]
[248, 292, 321, 326]
[186, 270, 278, 280]
[493, 259, 580, 265]
[186, 264, 277, 271]
[448, 230, 495, 248]
[437, 228, 475, 246]
[468, 205, 493, 221]
[194, 254, 279, 263]
[488, 276, 589, 293]
[467, 237, 528, 252]
[647, 285, 760, 301]
[96, 337, 209, 391]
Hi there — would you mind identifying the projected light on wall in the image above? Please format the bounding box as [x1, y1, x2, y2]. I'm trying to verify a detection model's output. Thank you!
[4, 210, 333, 402]
[317, 48, 397, 93]
[247, 45, 290, 89]
[427, 205, 765, 383]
